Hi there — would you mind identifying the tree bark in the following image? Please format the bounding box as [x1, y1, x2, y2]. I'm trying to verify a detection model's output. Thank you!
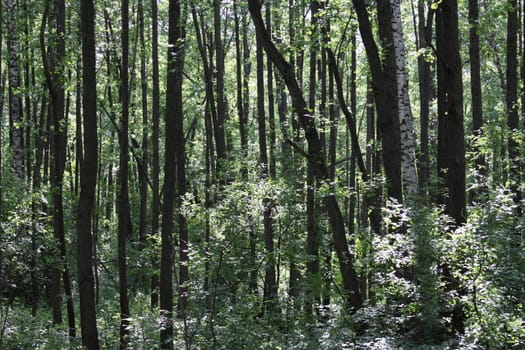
[160, 0, 185, 346]
[256, 22, 278, 315]
[150, 0, 161, 309]
[507, 0, 520, 207]
[391, 0, 418, 196]
[117, 0, 131, 347]
[436, 0, 466, 225]
[6, 0, 24, 180]
[469, 0, 484, 198]
[352, 0, 402, 202]
[77, 0, 100, 347]
[40, 0, 76, 335]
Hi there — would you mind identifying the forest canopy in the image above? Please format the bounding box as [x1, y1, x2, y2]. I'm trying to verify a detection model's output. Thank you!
[0, 0, 524, 349]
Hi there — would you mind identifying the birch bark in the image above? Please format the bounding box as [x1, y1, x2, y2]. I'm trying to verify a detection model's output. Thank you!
[391, 0, 418, 196]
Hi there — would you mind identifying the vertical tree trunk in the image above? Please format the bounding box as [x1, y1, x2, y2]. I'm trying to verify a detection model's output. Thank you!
[436, 0, 466, 333]
[117, 0, 131, 347]
[6, 0, 24, 180]
[391, 0, 418, 196]
[138, 0, 149, 246]
[416, 2, 433, 196]
[507, 0, 520, 207]
[41, 0, 76, 335]
[78, 0, 100, 347]
[256, 20, 278, 315]
[352, 0, 402, 202]
[150, 0, 161, 309]
[437, 0, 466, 225]
[305, 0, 320, 319]
[469, 0, 485, 201]
[214, 0, 227, 163]
[160, 0, 185, 347]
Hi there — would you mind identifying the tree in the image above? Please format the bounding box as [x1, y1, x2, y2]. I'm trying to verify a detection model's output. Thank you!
[255, 12, 278, 314]
[469, 0, 485, 200]
[117, 0, 131, 346]
[352, 0, 402, 203]
[391, 0, 418, 196]
[6, 0, 24, 180]
[506, 0, 520, 207]
[160, 0, 186, 347]
[40, 0, 75, 335]
[436, 0, 466, 225]
[77, 0, 100, 347]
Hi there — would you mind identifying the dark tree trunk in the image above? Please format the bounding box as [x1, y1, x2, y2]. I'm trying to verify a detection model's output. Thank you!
[150, 0, 161, 309]
[6, 0, 24, 180]
[352, 0, 402, 202]
[214, 0, 227, 163]
[138, 0, 149, 246]
[40, 0, 76, 336]
[417, 2, 433, 196]
[160, 0, 185, 347]
[469, 0, 485, 201]
[436, 0, 467, 334]
[507, 0, 521, 207]
[436, 0, 466, 225]
[305, 0, 320, 319]
[256, 22, 278, 315]
[77, 0, 100, 347]
[117, 0, 131, 347]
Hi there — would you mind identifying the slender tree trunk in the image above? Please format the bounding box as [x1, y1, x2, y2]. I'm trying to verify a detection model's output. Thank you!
[6, 0, 24, 180]
[138, 0, 149, 246]
[75, 60, 83, 197]
[150, 0, 161, 309]
[117, 0, 131, 347]
[256, 21, 278, 315]
[305, 0, 320, 319]
[416, 2, 433, 196]
[214, 0, 227, 163]
[469, 0, 485, 201]
[507, 0, 521, 208]
[41, 0, 76, 335]
[77, 0, 100, 347]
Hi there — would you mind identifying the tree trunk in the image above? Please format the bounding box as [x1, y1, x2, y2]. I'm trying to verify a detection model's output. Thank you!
[391, 0, 418, 196]
[352, 0, 402, 202]
[138, 0, 149, 246]
[150, 0, 161, 309]
[437, 0, 466, 225]
[256, 23, 278, 315]
[160, 0, 185, 347]
[77, 0, 100, 347]
[469, 0, 484, 201]
[214, 0, 227, 163]
[6, 0, 24, 180]
[436, 0, 467, 334]
[507, 0, 520, 208]
[416, 2, 433, 196]
[117, 0, 131, 347]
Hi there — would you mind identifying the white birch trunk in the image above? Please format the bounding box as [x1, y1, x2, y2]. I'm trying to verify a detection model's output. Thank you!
[391, 0, 418, 195]
[6, 0, 23, 180]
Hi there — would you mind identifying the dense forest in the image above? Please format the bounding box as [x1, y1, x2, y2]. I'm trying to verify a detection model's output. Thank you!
[0, 0, 524, 348]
